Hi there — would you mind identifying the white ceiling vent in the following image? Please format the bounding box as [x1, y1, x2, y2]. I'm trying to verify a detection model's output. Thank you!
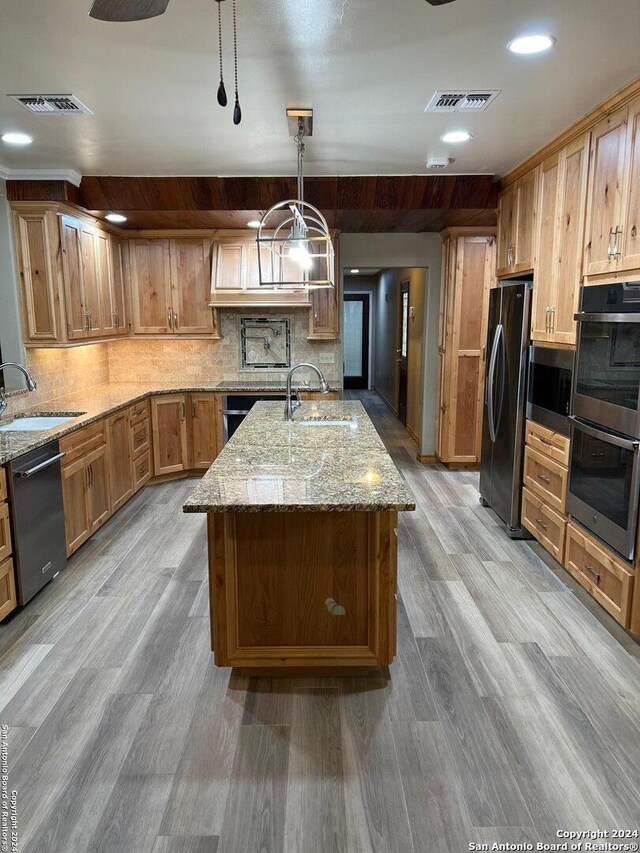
[425, 90, 500, 113]
[7, 94, 94, 116]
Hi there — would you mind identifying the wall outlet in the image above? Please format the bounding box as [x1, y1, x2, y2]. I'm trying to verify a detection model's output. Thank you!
[318, 353, 335, 364]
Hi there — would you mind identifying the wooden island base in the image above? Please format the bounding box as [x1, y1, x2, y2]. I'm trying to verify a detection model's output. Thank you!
[207, 509, 398, 674]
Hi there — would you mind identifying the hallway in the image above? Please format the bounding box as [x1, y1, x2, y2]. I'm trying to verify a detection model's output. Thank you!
[1, 390, 639, 853]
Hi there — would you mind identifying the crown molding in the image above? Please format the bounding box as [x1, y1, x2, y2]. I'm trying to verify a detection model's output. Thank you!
[0, 167, 82, 186]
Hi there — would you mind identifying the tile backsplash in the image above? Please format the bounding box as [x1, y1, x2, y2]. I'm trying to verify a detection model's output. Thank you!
[9, 309, 341, 410]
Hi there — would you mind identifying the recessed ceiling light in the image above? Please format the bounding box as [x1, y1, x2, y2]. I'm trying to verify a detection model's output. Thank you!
[441, 130, 472, 144]
[105, 213, 127, 223]
[1, 131, 33, 146]
[508, 34, 556, 55]
[247, 220, 261, 228]
[350, 269, 360, 274]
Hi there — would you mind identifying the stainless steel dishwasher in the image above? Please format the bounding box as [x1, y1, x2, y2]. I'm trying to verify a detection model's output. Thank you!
[8, 440, 67, 605]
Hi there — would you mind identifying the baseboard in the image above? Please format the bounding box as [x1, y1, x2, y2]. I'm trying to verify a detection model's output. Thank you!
[416, 453, 438, 465]
[406, 425, 419, 444]
[372, 386, 399, 417]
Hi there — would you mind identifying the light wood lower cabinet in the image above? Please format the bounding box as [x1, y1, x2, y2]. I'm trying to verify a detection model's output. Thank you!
[521, 487, 567, 563]
[524, 420, 570, 467]
[133, 452, 152, 491]
[189, 394, 218, 470]
[0, 501, 12, 565]
[61, 426, 112, 555]
[107, 410, 134, 513]
[151, 395, 190, 475]
[565, 522, 635, 627]
[0, 557, 17, 622]
[523, 445, 568, 514]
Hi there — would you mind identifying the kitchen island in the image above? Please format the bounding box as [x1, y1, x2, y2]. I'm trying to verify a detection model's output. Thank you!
[183, 400, 415, 674]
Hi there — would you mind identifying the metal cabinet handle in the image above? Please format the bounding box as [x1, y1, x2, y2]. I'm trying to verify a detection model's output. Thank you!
[173, 311, 178, 330]
[89, 463, 94, 486]
[537, 473, 551, 484]
[583, 564, 601, 585]
[550, 307, 555, 333]
[167, 308, 173, 331]
[113, 413, 126, 423]
[534, 517, 548, 531]
[180, 401, 186, 420]
[192, 400, 197, 418]
[538, 436, 553, 447]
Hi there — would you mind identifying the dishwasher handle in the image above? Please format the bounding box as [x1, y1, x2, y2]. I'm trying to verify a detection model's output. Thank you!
[15, 451, 66, 479]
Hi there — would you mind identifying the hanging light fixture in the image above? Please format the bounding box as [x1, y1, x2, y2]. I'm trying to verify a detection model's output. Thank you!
[213, 0, 241, 123]
[257, 109, 335, 290]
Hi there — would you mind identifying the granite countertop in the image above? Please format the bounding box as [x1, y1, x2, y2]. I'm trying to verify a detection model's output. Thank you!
[0, 381, 343, 466]
[183, 401, 416, 514]
[213, 380, 342, 392]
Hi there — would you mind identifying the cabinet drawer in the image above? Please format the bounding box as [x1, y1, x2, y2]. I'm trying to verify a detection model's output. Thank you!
[0, 502, 12, 565]
[0, 557, 17, 621]
[565, 522, 635, 627]
[131, 418, 150, 459]
[521, 487, 567, 563]
[133, 451, 152, 492]
[523, 446, 568, 514]
[525, 420, 570, 466]
[60, 420, 107, 466]
[130, 399, 150, 425]
[0, 467, 7, 502]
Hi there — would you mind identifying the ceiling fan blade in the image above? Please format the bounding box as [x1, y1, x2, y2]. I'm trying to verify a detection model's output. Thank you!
[89, 0, 170, 22]
[425, 0, 457, 5]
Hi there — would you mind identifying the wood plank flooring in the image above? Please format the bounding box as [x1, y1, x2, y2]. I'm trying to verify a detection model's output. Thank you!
[1, 389, 639, 852]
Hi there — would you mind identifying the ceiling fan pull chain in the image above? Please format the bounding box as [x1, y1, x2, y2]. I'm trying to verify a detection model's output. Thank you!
[232, 0, 242, 124]
[215, 0, 227, 107]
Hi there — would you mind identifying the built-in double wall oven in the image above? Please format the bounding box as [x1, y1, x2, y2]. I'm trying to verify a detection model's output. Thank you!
[568, 282, 640, 561]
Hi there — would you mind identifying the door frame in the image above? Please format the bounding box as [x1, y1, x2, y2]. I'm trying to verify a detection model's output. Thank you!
[397, 279, 410, 424]
[343, 293, 371, 390]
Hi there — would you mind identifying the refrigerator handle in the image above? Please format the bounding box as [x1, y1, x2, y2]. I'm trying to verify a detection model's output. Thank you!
[495, 325, 507, 437]
[487, 323, 502, 443]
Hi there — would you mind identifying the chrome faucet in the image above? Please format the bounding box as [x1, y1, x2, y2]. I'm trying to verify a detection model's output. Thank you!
[0, 362, 37, 416]
[285, 363, 330, 421]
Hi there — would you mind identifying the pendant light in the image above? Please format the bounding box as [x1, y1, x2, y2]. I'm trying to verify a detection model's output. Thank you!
[257, 109, 335, 291]
[213, 0, 241, 124]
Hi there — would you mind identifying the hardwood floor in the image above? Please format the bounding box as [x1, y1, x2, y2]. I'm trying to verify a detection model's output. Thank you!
[2, 389, 639, 852]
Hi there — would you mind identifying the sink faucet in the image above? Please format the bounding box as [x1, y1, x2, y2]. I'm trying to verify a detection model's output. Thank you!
[0, 362, 37, 416]
[285, 363, 330, 421]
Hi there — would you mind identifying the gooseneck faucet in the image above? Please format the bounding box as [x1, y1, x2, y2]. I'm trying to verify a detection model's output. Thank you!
[285, 363, 330, 421]
[0, 362, 37, 416]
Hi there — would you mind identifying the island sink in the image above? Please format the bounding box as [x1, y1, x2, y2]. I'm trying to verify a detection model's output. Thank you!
[184, 400, 415, 675]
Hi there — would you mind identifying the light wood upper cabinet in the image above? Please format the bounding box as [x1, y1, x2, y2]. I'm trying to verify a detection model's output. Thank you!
[109, 237, 128, 335]
[436, 230, 495, 465]
[169, 238, 214, 335]
[532, 134, 590, 346]
[619, 95, 640, 273]
[584, 108, 628, 277]
[496, 167, 539, 277]
[151, 395, 190, 475]
[60, 214, 91, 340]
[214, 241, 245, 290]
[12, 209, 60, 343]
[129, 239, 173, 334]
[97, 231, 127, 336]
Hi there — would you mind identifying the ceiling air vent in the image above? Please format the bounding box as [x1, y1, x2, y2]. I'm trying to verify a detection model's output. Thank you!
[425, 90, 500, 113]
[7, 94, 94, 116]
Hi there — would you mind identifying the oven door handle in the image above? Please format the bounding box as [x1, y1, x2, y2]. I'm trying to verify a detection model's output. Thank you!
[487, 323, 502, 444]
[574, 311, 640, 323]
[569, 416, 640, 451]
[222, 409, 252, 416]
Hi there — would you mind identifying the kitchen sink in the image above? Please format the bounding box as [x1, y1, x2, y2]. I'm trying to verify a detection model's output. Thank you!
[0, 413, 84, 432]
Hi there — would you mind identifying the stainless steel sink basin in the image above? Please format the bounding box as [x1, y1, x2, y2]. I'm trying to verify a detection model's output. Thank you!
[0, 413, 84, 432]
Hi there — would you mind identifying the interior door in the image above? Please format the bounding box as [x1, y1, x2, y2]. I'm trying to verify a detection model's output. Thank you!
[343, 294, 370, 390]
[397, 281, 410, 424]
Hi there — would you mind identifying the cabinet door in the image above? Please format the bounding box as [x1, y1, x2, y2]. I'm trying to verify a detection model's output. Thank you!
[62, 457, 91, 555]
[107, 410, 134, 512]
[129, 239, 172, 334]
[0, 502, 12, 565]
[13, 210, 59, 342]
[513, 167, 538, 273]
[0, 558, 17, 622]
[531, 155, 560, 342]
[309, 288, 338, 338]
[554, 134, 590, 345]
[169, 238, 214, 334]
[584, 108, 628, 276]
[496, 183, 516, 275]
[245, 242, 274, 286]
[80, 221, 102, 337]
[86, 445, 112, 533]
[214, 242, 244, 290]
[96, 229, 117, 336]
[151, 395, 189, 475]
[620, 95, 640, 273]
[189, 393, 218, 469]
[110, 237, 128, 335]
[60, 215, 90, 340]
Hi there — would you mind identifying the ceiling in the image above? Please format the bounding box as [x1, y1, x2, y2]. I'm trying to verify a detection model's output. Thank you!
[0, 0, 638, 178]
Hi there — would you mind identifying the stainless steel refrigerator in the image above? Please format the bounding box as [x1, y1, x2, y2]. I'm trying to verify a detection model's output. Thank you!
[479, 280, 532, 536]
